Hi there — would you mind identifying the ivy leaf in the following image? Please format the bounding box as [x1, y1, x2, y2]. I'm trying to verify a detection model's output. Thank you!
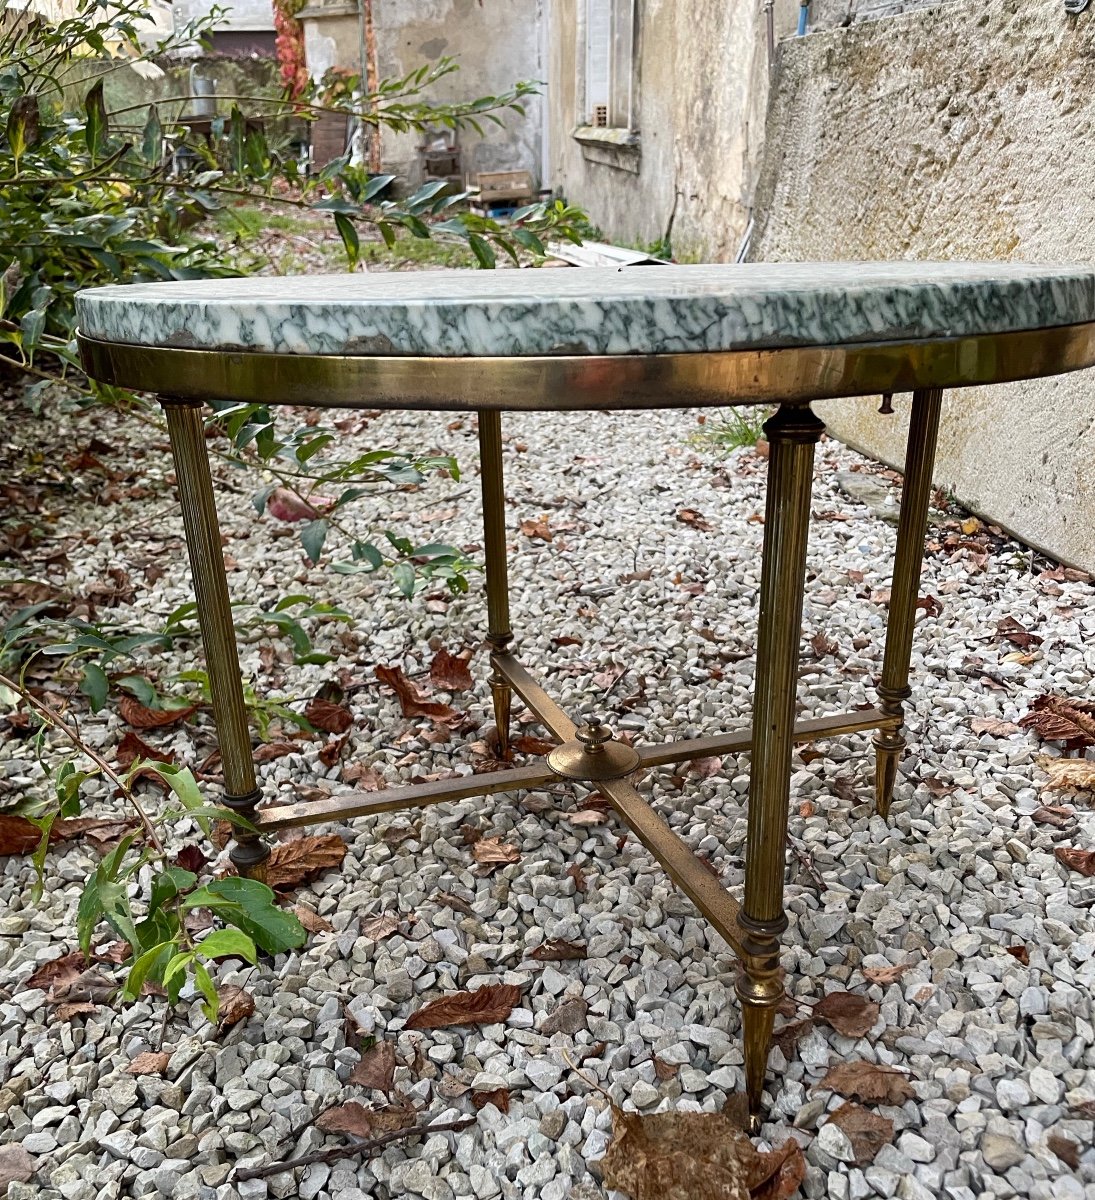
[84, 80, 107, 159]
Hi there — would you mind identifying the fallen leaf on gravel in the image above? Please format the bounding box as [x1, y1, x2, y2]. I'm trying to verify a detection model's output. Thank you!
[1031, 805, 1076, 828]
[1005, 945, 1030, 965]
[826, 1102, 894, 1166]
[814, 1060, 915, 1105]
[50, 969, 115, 1007]
[472, 836, 520, 868]
[653, 1057, 679, 1081]
[970, 717, 1021, 737]
[293, 905, 333, 934]
[550, 635, 583, 648]
[812, 992, 880, 1038]
[361, 913, 402, 941]
[1039, 757, 1095, 791]
[1055, 847, 1095, 877]
[93, 940, 131, 964]
[1020, 694, 1095, 747]
[520, 516, 552, 541]
[429, 649, 474, 693]
[318, 736, 348, 768]
[55, 1000, 98, 1021]
[689, 756, 724, 778]
[771, 1017, 814, 1060]
[995, 616, 1043, 649]
[512, 734, 557, 756]
[472, 1088, 510, 1113]
[126, 1051, 170, 1076]
[381, 822, 418, 845]
[118, 695, 197, 729]
[566, 809, 609, 826]
[567, 863, 587, 892]
[266, 487, 322, 522]
[434, 891, 474, 915]
[263, 834, 346, 889]
[316, 1100, 414, 1138]
[405, 983, 523, 1030]
[304, 696, 353, 734]
[862, 961, 915, 986]
[375, 664, 463, 726]
[175, 844, 207, 874]
[0, 815, 137, 857]
[598, 1108, 805, 1200]
[436, 1072, 472, 1099]
[253, 741, 298, 763]
[116, 730, 174, 769]
[916, 595, 942, 617]
[217, 985, 255, 1030]
[921, 777, 958, 797]
[25, 952, 88, 994]
[530, 939, 587, 961]
[343, 761, 387, 789]
[676, 508, 713, 532]
[810, 632, 839, 657]
[77, 819, 138, 853]
[349, 1040, 396, 1091]
[1047, 1133, 1080, 1168]
[0, 1146, 36, 1190]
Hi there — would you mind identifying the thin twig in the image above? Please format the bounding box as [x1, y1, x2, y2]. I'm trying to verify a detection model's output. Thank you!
[0, 670, 166, 860]
[786, 831, 826, 893]
[232, 1116, 476, 1182]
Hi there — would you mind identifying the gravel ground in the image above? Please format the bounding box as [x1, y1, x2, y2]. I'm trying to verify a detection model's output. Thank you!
[2, 390, 1095, 1200]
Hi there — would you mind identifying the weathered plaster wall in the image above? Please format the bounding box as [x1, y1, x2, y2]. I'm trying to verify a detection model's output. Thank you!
[303, 0, 544, 187]
[546, 0, 799, 257]
[174, 0, 274, 31]
[750, 0, 1095, 570]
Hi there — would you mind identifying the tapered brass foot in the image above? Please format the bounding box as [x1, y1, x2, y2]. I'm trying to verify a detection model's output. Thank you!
[489, 657, 514, 761]
[872, 695, 907, 818]
[736, 915, 786, 1120]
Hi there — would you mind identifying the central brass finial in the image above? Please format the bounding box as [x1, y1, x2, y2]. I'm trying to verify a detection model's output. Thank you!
[546, 715, 641, 782]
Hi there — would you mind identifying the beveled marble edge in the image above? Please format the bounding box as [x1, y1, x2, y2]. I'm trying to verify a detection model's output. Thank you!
[74, 261, 1095, 358]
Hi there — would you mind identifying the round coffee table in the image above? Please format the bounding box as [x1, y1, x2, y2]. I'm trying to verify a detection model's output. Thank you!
[76, 261, 1095, 1123]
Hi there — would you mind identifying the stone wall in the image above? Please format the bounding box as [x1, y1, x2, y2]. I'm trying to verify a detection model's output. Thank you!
[749, 0, 1095, 570]
[546, 0, 801, 258]
[302, 0, 545, 188]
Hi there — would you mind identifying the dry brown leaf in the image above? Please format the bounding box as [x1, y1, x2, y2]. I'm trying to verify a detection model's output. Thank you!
[862, 961, 914, 986]
[436, 1072, 472, 1099]
[349, 1040, 396, 1091]
[520, 516, 552, 541]
[429, 649, 474, 693]
[434, 890, 474, 915]
[1055, 847, 1095, 877]
[55, 1000, 98, 1021]
[253, 741, 298, 763]
[598, 1108, 805, 1200]
[316, 1100, 415, 1139]
[653, 1057, 679, 1082]
[1020, 694, 1095, 747]
[567, 863, 587, 892]
[921, 776, 958, 797]
[812, 992, 880, 1038]
[304, 696, 353, 734]
[826, 1102, 894, 1166]
[472, 836, 520, 868]
[529, 938, 587, 961]
[93, 940, 131, 964]
[343, 761, 388, 790]
[971, 717, 1021, 737]
[512, 734, 557, 756]
[814, 1060, 915, 1105]
[405, 983, 523, 1031]
[375, 664, 463, 726]
[118, 695, 197, 729]
[0, 814, 137, 858]
[116, 730, 174, 769]
[264, 834, 347, 890]
[217, 985, 255, 1030]
[361, 913, 402, 941]
[995, 616, 1043, 649]
[293, 905, 333, 934]
[676, 508, 713, 532]
[25, 951, 88, 994]
[550, 635, 583, 648]
[1047, 1133, 1080, 1169]
[566, 809, 609, 826]
[126, 1051, 170, 1077]
[1040, 757, 1095, 792]
[472, 1088, 511, 1113]
[1005, 945, 1030, 966]
[810, 632, 839, 658]
[771, 1017, 814, 1060]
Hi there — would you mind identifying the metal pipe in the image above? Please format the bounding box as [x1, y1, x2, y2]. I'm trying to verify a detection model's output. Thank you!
[797, 1, 810, 35]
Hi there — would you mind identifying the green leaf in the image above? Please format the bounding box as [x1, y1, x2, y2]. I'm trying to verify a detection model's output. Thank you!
[84, 80, 107, 159]
[143, 764, 203, 815]
[121, 941, 173, 1002]
[334, 212, 359, 268]
[182, 877, 306, 955]
[77, 874, 105, 955]
[141, 104, 162, 167]
[198, 928, 257, 964]
[192, 960, 219, 1022]
[79, 662, 109, 713]
[150, 866, 197, 913]
[163, 950, 194, 987]
[228, 105, 246, 174]
[467, 233, 496, 269]
[392, 561, 416, 598]
[300, 519, 329, 565]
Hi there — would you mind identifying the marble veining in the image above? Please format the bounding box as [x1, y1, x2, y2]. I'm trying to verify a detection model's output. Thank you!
[75, 262, 1095, 358]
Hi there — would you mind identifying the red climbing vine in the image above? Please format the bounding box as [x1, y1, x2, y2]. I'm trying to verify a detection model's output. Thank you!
[273, 0, 308, 98]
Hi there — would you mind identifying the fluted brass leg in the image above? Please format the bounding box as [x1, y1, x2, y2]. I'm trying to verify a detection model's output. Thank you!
[873, 388, 943, 818]
[737, 403, 823, 1124]
[477, 410, 514, 759]
[162, 399, 269, 881]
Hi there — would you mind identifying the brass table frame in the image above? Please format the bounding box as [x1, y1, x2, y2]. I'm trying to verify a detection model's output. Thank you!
[76, 321, 1095, 1125]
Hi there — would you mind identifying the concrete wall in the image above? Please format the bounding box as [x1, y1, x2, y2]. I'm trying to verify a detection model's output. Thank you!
[545, 0, 799, 257]
[174, 0, 275, 32]
[749, 0, 1095, 571]
[302, 0, 545, 188]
